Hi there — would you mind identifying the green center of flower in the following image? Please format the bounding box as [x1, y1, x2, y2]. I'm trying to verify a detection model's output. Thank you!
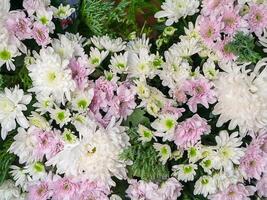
[203, 159, 212, 168]
[117, 63, 126, 69]
[78, 99, 88, 109]
[161, 146, 168, 156]
[183, 166, 193, 174]
[34, 162, 45, 172]
[91, 57, 100, 65]
[189, 148, 197, 157]
[0, 99, 14, 112]
[165, 119, 175, 130]
[40, 16, 49, 25]
[57, 111, 65, 121]
[0, 49, 11, 61]
[48, 72, 57, 82]
[63, 132, 76, 143]
[143, 130, 152, 138]
[201, 178, 209, 185]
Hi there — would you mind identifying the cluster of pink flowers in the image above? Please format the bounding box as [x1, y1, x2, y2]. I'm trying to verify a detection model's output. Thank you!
[126, 178, 183, 200]
[198, 0, 267, 61]
[28, 177, 110, 200]
[89, 77, 136, 127]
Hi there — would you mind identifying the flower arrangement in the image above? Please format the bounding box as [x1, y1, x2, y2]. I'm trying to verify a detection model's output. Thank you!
[0, 0, 267, 199]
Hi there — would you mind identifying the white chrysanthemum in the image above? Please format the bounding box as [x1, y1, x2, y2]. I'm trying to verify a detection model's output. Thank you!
[172, 164, 198, 182]
[154, 0, 200, 26]
[28, 47, 75, 104]
[91, 35, 126, 52]
[109, 52, 129, 74]
[153, 143, 172, 164]
[137, 124, 154, 144]
[213, 170, 242, 191]
[126, 34, 151, 53]
[0, 43, 20, 71]
[88, 47, 108, 69]
[53, 4, 75, 19]
[28, 112, 50, 130]
[46, 121, 130, 186]
[127, 48, 155, 78]
[35, 8, 54, 31]
[24, 162, 47, 181]
[49, 107, 71, 128]
[159, 50, 190, 90]
[0, 86, 32, 140]
[213, 61, 267, 134]
[194, 176, 216, 197]
[9, 127, 38, 164]
[0, 180, 25, 200]
[203, 58, 219, 80]
[52, 34, 75, 59]
[33, 94, 54, 114]
[10, 165, 31, 191]
[151, 114, 177, 141]
[214, 131, 244, 173]
[71, 88, 94, 112]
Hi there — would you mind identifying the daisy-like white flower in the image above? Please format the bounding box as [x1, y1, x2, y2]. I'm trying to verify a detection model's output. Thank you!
[0, 86, 32, 140]
[24, 162, 47, 181]
[153, 143, 172, 164]
[49, 107, 71, 128]
[28, 112, 50, 130]
[151, 114, 178, 141]
[187, 146, 202, 163]
[194, 176, 216, 197]
[0, 43, 20, 71]
[35, 8, 54, 30]
[155, 0, 200, 26]
[9, 127, 39, 164]
[126, 34, 151, 53]
[214, 131, 245, 173]
[88, 47, 108, 69]
[91, 35, 126, 52]
[213, 61, 267, 134]
[202, 58, 219, 80]
[109, 52, 129, 74]
[10, 165, 30, 191]
[138, 124, 154, 144]
[71, 88, 94, 112]
[53, 4, 75, 19]
[28, 47, 75, 104]
[127, 48, 155, 78]
[46, 122, 129, 186]
[0, 180, 25, 200]
[172, 164, 198, 182]
[33, 94, 54, 114]
[52, 34, 75, 60]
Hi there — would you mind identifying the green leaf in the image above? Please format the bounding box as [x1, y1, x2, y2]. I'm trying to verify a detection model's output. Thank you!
[123, 108, 150, 128]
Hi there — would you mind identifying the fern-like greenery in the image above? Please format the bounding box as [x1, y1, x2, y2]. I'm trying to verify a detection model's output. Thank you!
[0, 133, 16, 185]
[121, 128, 169, 182]
[225, 32, 262, 63]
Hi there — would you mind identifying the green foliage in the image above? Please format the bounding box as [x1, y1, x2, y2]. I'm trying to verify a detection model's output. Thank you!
[121, 128, 169, 182]
[225, 32, 262, 63]
[123, 108, 150, 128]
[0, 134, 16, 185]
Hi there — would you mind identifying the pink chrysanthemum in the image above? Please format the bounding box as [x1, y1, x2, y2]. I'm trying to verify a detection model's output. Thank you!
[246, 3, 267, 35]
[182, 78, 216, 113]
[28, 181, 52, 200]
[215, 37, 236, 62]
[201, 0, 234, 15]
[50, 177, 79, 200]
[69, 57, 90, 90]
[209, 184, 255, 200]
[256, 173, 267, 198]
[198, 16, 222, 46]
[174, 114, 210, 149]
[161, 101, 185, 119]
[5, 11, 32, 40]
[240, 144, 267, 180]
[32, 22, 50, 46]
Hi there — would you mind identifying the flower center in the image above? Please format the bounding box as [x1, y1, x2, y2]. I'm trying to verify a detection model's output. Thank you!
[0, 49, 11, 61]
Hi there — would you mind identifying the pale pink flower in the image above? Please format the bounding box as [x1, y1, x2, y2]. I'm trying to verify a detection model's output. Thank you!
[246, 3, 267, 35]
[158, 178, 183, 200]
[126, 179, 159, 200]
[23, 0, 45, 16]
[201, 0, 234, 15]
[69, 57, 90, 90]
[174, 114, 210, 149]
[182, 78, 216, 113]
[5, 11, 32, 40]
[32, 22, 50, 46]
[51, 177, 79, 200]
[77, 180, 110, 200]
[208, 184, 255, 200]
[256, 173, 267, 197]
[108, 82, 136, 119]
[221, 6, 244, 35]
[240, 144, 266, 180]
[173, 88, 187, 104]
[161, 101, 185, 119]
[215, 37, 236, 62]
[198, 16, 222, 46]
[27, 181, 52, 200]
